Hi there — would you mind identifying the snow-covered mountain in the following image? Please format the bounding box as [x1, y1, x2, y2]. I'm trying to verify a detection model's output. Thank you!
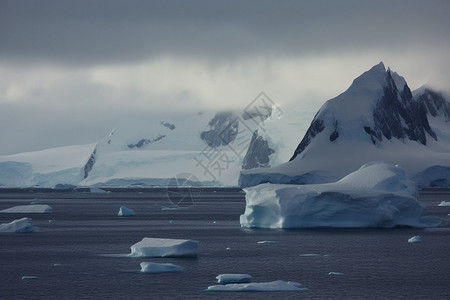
[240, 62, 450, 188]
[0, 104, 308, 187]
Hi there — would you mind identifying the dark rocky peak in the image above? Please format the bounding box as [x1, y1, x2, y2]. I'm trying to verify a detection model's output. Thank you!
[242, 129, 275, 169]
[366, 70, 437, 145]
[128, 135, 166, 149]
[289, 116, 324, 161]
[200, 112, 239, 147]
[415, 88, 450, 121]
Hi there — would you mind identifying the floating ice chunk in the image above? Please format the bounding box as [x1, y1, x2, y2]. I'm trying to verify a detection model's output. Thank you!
[129, 238, 199, 258]
[0, 217, 39, 233]
[438, 201, 450, 207]
[206, 280, 307, 292]
[140, 262, 183, 273]
[328, 272, 344, 276]
[408, 235, 422, 243]
[0, 204, 52, 214]
[216, 274, 253, 284]
[257, 240, 277, 244]
[118, 206, 135, 217]
[241, 162, 442, 228]
[21, 276, 38, 280]
[90, 188, 109, 194]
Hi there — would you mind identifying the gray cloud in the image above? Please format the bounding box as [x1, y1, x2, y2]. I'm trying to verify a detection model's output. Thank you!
[1, 0, 449, 65]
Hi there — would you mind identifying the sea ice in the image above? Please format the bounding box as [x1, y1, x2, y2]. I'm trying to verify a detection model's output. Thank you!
[408, 235, 422, 243]
[118, 206, 135, 217]
[206, 280, 307, 292]
[0, 204, 52, 214]
[0, 217, 39, 233]
[240, 162, 442, 228]
[328, 272, 344, 276]
[140, 262, 183, 273]
[128, 238, 199, 258]
[90, 188, 109, 194]
[438, 201, 450, 207]
[216, 274, 253, 284]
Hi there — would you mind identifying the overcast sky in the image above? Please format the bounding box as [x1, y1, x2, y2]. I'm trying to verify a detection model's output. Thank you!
[1, 0, 449, 155]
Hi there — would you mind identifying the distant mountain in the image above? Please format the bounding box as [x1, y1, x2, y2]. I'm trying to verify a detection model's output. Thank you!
[240, 62, 450, 188]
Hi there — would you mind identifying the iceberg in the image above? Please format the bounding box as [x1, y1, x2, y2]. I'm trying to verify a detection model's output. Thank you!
[0, 204, 52, 214]
[438, 201, 450, 207]
[216, 274, 253, 285]
[118, 206, 135, 217]
[128, 238, 199, 258]
[0, 217, 39, 233]
[408, 235, 422, 243]
[240, 162, 443, 228]
[140, 262, 183, 273]
[206, 280, 307, 292]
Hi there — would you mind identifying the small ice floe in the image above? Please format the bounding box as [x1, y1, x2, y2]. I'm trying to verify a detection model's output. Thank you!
[90, 188, 109, 194]
[216, 274, 252, 285]
[118, 206, 135, 217]
[161, 206, 182, 211]
[257, 240, 277, 244]
[438, 201, 450, 207]
[0, 204, 52, 214]
[408, 235, 422, 243]
[206, 280, 307, 292]
[140, 262, 183, 273]
[128, 238, 199, 258]
[21, 276, 38, 280]
[0, 218, 39, 233]
[328, 272, 344, 276]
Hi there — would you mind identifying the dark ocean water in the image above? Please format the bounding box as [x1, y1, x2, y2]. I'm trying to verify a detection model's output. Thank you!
[0, 188, 449, 299]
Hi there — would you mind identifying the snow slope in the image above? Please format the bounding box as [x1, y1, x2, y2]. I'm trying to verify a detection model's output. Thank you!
[240, 63, 450, 188]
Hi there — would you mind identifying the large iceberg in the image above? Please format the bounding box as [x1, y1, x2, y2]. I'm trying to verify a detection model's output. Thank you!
[128, 238, 199, 258]
[240, 162, 442, 229]
[0, 217, 39, 233]
[0, 204, 53, 214]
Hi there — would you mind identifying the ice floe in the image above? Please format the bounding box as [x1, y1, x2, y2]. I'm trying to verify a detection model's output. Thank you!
[0, 217, 39, 233]
[206, 280, 307, 292]
[0, 204, 52, 214]
[216, 274, 253, 284]
[408, 235, 422, 243]
[128, 238, 199, 258]
[118, 206, 135, 217]
[241, 162, 443, 228]
[438, 201, 450, 207]
[140, 262, 183, 273]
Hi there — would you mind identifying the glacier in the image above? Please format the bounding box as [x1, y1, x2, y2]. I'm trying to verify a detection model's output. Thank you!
[128, 238, 199, 258]
[240, 162, 443, 229]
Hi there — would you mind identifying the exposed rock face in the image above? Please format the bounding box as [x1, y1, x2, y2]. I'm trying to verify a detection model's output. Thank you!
[83, 148, 96, 179]
[128, 135, 166, 149]
[160, 121, 176, 130]
[365, 71, 436, 145]
[289, 118, 324, 161]
[242, 130, 275, 169]
[416, 88, 450, 121]
[200, 112, 239, 147]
